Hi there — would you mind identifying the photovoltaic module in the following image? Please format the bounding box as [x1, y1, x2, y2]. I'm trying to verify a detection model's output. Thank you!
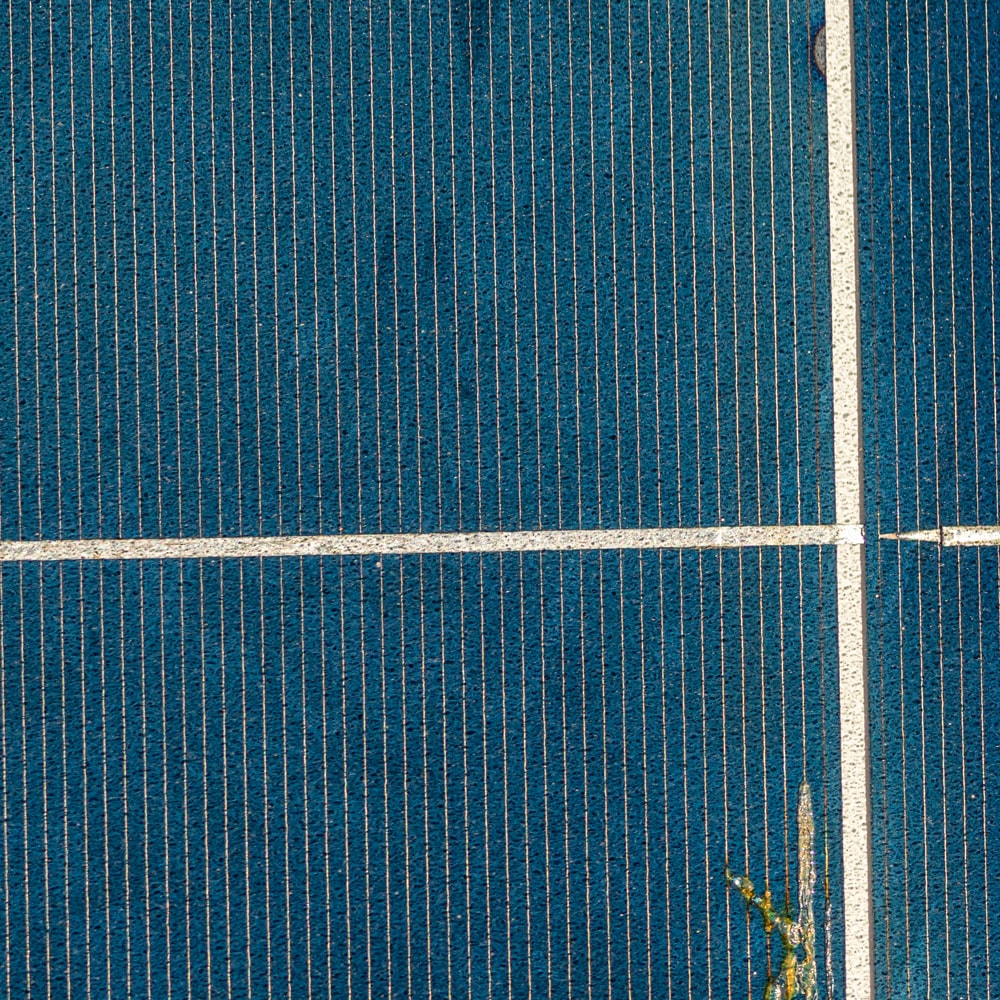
[0, 0, 996, 997]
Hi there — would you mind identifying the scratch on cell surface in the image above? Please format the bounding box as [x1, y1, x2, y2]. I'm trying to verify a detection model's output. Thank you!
[727, 780, 817, 1000]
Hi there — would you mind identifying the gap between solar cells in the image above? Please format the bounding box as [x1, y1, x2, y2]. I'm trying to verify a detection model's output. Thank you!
[0, 523, 865, 562]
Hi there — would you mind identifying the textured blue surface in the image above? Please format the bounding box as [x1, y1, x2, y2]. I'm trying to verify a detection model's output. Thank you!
[0, 552, 842, 997]
[0, 0, 842, 997]
[856, 0, 1000, 995]
[0, 0, 833, 540]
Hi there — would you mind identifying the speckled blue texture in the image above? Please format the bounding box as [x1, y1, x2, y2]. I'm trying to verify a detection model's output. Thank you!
[0, 552, 842, 997]
[856, 0, 1000, 995]
[0, 1, 841, 996]
[0, 0, 833, 540]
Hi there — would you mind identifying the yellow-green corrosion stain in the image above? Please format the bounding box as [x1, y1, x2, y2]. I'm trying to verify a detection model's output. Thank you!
[726, 780, 817, 1000]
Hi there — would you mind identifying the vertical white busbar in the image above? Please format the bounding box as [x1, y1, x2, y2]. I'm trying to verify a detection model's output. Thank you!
[826, 2, 875, 998]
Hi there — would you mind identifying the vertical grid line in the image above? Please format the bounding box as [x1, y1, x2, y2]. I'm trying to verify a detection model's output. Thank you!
[138, 559, 152, 1000]
[17, 565, 31, 996]
[207, 9, 233, 987]
[26, 5, 54, 996]
[827, 0, 875, 995]
[267, 0, 283, 535]
[158, 560, 173, 1000]
[886, 2, 913, 992]
[982, 0, 997, 985]
[0, 569, 9, 1000]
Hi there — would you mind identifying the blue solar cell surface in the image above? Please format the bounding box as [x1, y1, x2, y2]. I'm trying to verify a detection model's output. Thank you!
[0, 551, 842, 997]
[0, 0, 834, 540]
[0, 0, 845, 997]
[856, 0, 1000, 995]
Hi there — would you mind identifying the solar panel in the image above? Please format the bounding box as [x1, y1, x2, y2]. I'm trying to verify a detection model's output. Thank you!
[857, 0, 1000, 996]
[17, 0, 999, 996]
